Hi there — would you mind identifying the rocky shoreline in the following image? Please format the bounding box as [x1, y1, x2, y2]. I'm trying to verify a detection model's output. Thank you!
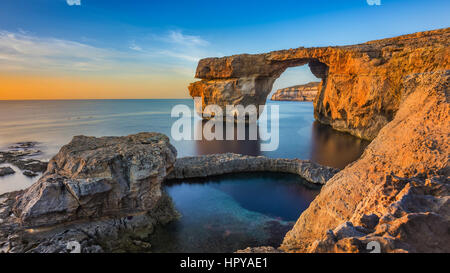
[0, 133, 337, 253]
[1, 133, 181, 252]
[0, 142, 48, 177]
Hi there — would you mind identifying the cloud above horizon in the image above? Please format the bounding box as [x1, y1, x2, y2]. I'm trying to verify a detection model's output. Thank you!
[66, 0, 81, 6]
[0, 29, 216, 78]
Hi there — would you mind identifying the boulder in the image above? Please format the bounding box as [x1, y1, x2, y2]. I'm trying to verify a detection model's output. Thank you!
[13, 132, 177, 227]
[0, 167, 15, 177]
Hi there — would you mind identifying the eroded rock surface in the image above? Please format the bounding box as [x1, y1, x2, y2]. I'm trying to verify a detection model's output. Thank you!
[167, 153, 339, 185]
[0, 142, 48, 174]
[190, 28, 450, 140]
[281, 71, 450, 253]
[271, 82, 319, 101]
[0, 190, 177, 253]
[12, 132, 178, 227]
[0, 167, 15, 177]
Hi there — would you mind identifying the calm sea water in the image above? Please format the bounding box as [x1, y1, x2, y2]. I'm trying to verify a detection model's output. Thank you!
[0, 99, 369, 252]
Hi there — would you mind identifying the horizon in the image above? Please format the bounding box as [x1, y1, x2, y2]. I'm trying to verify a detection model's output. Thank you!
[1, 0, 449, 100]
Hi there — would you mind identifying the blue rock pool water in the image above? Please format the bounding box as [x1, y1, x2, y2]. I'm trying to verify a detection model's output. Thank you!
[149, 172, 321, 253]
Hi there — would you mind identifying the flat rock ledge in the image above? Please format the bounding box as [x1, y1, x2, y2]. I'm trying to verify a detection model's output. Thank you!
[167, 153, 339, 185]
[0, 142, 48, 175]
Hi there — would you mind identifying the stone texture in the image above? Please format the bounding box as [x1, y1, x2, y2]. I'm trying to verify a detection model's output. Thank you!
[0, 167, 15, 177]
[0, 190, 178, 253]
[0, 142, 48, 173]
[12, 132, 178, 227]
[236, 246, 284, 253]
[271, 82, 320, 101]
[280, 70, 449, 253]
[189, 28, 450, 140]
[166, 153, 339, 185]
[22, 171, 38, 178]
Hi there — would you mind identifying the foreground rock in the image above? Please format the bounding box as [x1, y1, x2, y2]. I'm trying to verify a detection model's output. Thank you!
[0, 190, 177, 253]
[1, 132, 180, 252]
[189, 28, 449, 140]
[13, 132, 178, 227]
[167, 153, 339, 185]
[0, 167, 15, 177]
[281, 71, 449, 253]
[271, 82, 320, 101]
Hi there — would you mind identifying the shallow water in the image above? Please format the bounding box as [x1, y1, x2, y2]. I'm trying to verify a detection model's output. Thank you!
[0, 99, 369, 252]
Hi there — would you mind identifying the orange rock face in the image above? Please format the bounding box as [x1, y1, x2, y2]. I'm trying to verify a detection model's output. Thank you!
[281, 71, 449, 253]
[189, 28, 450, 140]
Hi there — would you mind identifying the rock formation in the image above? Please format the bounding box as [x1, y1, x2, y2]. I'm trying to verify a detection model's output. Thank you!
[0, 142, 48, 174]
[0, 167, 15, 177]
[189, 28, 449, 140]
[12, 132, 178, 227]
[271, 82, 320, 101]
[281, 71, 449, 253]
[167, 153, 338, 185]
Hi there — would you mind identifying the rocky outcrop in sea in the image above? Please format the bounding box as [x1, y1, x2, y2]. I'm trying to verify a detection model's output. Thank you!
[0, 142, 48, 177]
[271, 82, 319, 101]
[167, 153, 338, 185]
[189, 28, 449, 140]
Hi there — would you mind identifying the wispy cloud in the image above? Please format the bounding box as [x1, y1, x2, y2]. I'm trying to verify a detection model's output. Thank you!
[129, 41, 143, 52]
[0, 31, 116, 73]
[66, 0, 81, 6]
[0, 29, 216, 79]
[135, 30, 215, 64]
[165, 30, 209, 47]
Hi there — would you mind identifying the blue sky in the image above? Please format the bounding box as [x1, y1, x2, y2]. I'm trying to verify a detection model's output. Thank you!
[0, 0, 449, 99]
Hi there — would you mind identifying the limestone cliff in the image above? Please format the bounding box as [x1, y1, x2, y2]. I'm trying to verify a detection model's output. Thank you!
[189, 28, 450, 140]
[281, 71, 449, 253]
[271, 82, 319, 101]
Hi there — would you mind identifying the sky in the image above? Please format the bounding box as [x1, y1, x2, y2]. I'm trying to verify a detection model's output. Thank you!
[0, 0, 449, 100]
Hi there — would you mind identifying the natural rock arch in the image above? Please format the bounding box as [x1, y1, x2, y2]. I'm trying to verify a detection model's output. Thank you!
[189, 28, 450, 253]
[189, 56, 329, 123]
[189, 28, 449, 140]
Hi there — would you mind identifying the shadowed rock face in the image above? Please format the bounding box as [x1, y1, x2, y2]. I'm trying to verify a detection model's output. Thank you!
[12, 132, 178, 227]
[189, 28, 450, 140]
